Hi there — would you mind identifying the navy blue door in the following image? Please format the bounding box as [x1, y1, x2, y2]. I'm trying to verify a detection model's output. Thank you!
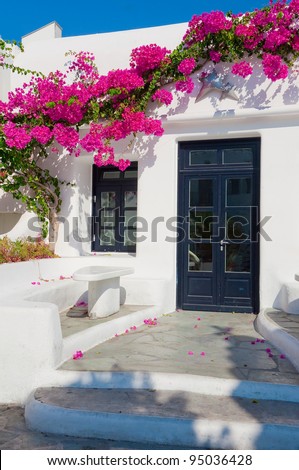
[177, 139, 260, 313]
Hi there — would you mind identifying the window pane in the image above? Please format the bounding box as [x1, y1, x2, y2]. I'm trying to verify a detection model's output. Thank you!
[190, 150, 217, 165]
[189, 209, 214, 239]
[226, 244, 250, 272]
[100, 229, 115, 246]
[226, 178, 252, 206]
[190, 179, 213, 207]
[124, 171, 138, 179]
[124, 210, 137, 227]
[189, 244, 213, 272]
[124, 229, 136, 246]
[101, 209, 115, 226]
[223, 148, 253, 164]
[226, 209, 250, 241]
[102, 171, 121, 179]
[101, 192, 116, 208]
[125, 191, 137, 207]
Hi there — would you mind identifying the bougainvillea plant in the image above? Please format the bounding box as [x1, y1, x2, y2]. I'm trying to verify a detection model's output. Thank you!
[0, 0, 299, 249]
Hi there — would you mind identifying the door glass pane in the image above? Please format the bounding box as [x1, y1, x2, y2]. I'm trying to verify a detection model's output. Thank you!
[124, 210, 137, 227]
[226, 244, 250, 272]
[189, 244, 213, 272]
[101, 209, 115, 226]
[99, 228, 115, 246]
[102, 171, 121, 179]
[226, 208, 250, 241]
[124, 191, 137, 207]
[124, 229, 136, 246]
[190, 149, 217, 165]
[190, 179, 213, 207]
[101, 192, 116, 208]
[226, 178, 252, 206]
[223, 148, 253, 164]
[189, 209, 214, 239]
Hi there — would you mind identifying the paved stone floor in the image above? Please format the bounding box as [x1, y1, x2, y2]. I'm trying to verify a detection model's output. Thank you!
[60, 310, 299, 385]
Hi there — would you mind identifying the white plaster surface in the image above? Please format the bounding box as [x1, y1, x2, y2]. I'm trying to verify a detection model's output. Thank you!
[0, 259, 165, 403]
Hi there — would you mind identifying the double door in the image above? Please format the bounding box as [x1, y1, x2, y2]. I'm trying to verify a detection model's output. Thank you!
[177, 139, 260, 313]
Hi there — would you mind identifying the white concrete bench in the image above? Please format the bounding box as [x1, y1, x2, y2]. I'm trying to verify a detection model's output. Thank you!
[73, 266, 134, 319]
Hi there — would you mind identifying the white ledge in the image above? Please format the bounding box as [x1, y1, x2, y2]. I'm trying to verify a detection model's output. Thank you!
[162, 105, 299, 125]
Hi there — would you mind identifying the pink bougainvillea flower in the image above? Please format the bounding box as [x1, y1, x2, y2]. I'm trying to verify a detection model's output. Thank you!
[152, 89, 173, 106]
[188, 351, 194, 355]
[197, 317, 201, 321]
[200, 352, 206, 356]
[175, 77, 194, 94]
[209, 50, 222, 63]
[73, 350, 83, 360]
[178, 58, 196, 76]
[231, 61, 253, 78]
[125, 329, 129, 334]
[144, 318, 157, 326]
[266, 348, 271, 353]
[75, 301, 88, 307]
[130, 326, 137, 330]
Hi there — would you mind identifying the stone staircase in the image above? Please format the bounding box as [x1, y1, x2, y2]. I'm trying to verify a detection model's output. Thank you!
[25, 386, 299, 450]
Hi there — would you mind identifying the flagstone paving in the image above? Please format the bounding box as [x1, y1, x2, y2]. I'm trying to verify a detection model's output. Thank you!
[60, 310, 299, 385]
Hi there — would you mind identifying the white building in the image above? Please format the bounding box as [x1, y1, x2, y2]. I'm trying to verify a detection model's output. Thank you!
[1, 21, 299, 316]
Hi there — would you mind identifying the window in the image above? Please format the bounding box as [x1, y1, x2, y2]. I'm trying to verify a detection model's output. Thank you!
[92, 163, 138, 252]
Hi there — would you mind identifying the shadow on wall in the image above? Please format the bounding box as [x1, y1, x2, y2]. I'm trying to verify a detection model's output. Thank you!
[0, 212, 23, 236]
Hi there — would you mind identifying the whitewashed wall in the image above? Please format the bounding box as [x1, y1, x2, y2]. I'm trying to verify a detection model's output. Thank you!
[2, 22, 299, 311]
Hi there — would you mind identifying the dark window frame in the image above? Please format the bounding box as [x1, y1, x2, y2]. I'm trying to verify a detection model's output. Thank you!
[92, 163, 138, 253]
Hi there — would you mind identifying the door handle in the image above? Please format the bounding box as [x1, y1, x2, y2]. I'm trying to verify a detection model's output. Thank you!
[220, 239, 229, 251]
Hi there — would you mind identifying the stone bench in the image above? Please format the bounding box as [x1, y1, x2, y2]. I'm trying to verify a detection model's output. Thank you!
[73, 266, 134, 319]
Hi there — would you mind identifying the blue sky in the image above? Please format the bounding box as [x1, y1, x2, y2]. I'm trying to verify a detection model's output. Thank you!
[1, 1, 270, 42]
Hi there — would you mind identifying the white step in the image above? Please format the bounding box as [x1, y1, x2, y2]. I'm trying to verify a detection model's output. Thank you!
[25, 387, 299, 450]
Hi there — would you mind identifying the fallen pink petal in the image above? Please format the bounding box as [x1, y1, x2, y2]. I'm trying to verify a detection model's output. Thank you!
[194, 325, 198, 329]
[280, 354, 286, 359]
[251, 341, 256, 345]
[266, 348, 271, 353]
[188, 351, 194, 355]
[200, 352, 205, 356]
[72, 350, 83, 360]
[268, 353, 273, 358]
[197, 317, 201, 321]
[224, 337, 229, 341]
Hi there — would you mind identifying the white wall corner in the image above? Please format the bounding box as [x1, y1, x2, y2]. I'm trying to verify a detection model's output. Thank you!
[22, 21, 62, 46]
